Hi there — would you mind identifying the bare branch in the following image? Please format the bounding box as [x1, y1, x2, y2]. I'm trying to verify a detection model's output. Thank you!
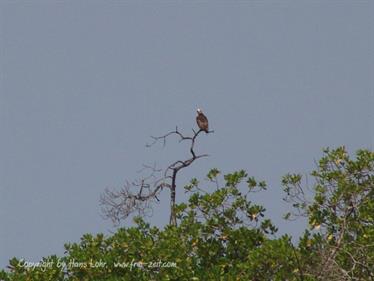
[100, 164, 167, 226]
[101, 125, 213, 226]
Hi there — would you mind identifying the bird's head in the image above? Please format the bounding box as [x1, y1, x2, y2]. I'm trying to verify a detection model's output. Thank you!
[197, 108, 202, 114]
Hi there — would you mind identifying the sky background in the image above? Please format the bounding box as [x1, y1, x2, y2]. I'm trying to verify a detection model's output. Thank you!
[0, 0, 373, 269]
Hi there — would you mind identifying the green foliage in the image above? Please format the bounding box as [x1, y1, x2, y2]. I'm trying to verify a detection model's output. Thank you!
[2, 148, 373, 281]
[283, 146, 374, 280]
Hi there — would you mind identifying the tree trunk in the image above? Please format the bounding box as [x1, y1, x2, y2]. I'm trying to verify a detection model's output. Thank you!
[169, 170, 177, 226]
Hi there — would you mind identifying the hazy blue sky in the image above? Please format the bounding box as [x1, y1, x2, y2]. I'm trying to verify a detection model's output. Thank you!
[1, 0, 373, 268]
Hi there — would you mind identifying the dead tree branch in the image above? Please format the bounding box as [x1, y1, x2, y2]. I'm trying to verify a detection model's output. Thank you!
[101, 126, 212, 226]
[146, 127, 212, 226]
[100, 164, 169, 226]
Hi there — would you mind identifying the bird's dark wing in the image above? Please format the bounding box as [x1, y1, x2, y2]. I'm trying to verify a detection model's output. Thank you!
[196, 113, 209, 132]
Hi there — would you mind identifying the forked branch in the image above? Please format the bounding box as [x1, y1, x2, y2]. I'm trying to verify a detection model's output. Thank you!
[101, 126, 213, 226]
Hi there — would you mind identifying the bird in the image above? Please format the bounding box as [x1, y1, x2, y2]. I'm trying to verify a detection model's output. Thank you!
[196, 108, 209, 133]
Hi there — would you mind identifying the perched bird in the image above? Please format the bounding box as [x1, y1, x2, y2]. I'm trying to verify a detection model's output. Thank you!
[196, 108, 209, 133]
